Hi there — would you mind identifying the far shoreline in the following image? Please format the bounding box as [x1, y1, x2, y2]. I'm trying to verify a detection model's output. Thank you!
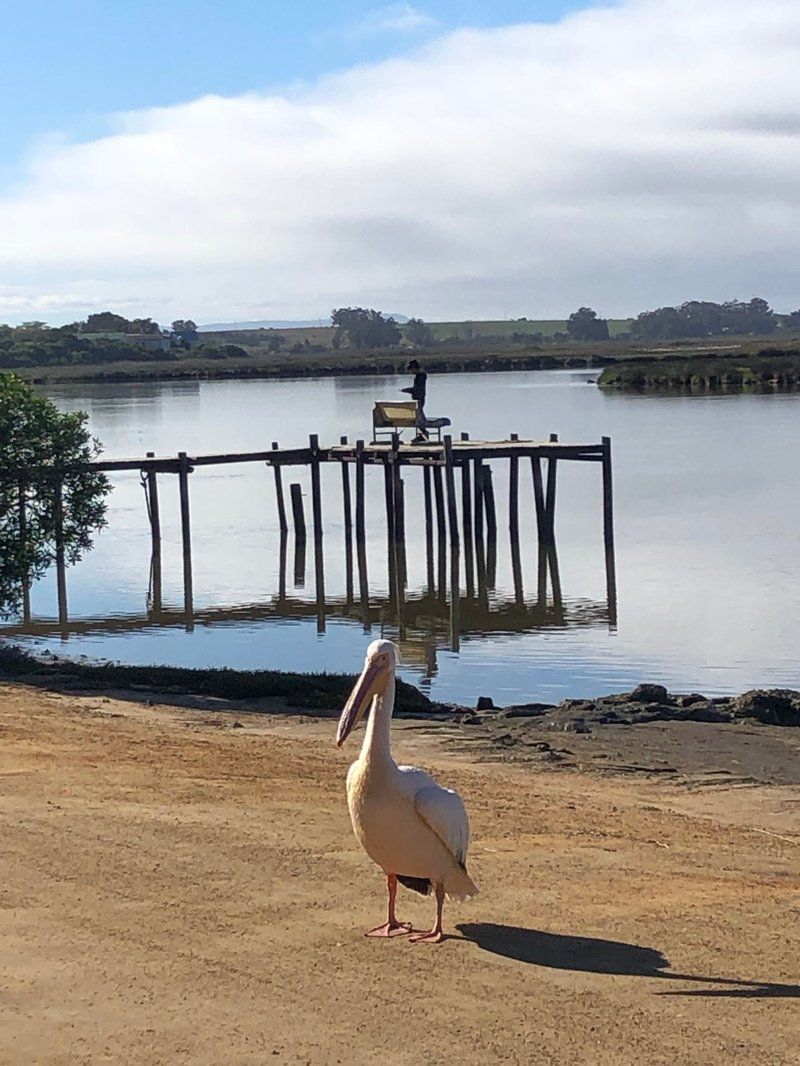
[11, 333, 800, 387]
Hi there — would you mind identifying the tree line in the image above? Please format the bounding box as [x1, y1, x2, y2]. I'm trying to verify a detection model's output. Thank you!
[567, 297, 800, 342]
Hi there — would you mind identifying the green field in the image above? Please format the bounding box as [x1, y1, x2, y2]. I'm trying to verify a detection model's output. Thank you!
[424, 318, 635, 341]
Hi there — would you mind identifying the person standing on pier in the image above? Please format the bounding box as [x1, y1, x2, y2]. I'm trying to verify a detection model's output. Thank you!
[402, 359, 429, 442]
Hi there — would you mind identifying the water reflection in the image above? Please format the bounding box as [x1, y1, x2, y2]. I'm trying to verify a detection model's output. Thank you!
[2, 536, 611, 690]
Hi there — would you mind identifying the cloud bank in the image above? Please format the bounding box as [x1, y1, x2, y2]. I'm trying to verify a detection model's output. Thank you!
[1, 0, 799, 324]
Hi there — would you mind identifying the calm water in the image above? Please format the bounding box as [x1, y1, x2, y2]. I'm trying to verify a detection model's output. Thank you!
[3, 370, 799, 704]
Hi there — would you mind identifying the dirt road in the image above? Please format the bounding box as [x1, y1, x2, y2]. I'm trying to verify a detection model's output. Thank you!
[1, 682, 798, 1064]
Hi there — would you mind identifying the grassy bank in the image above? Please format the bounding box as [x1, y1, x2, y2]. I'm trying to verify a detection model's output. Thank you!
[598, 346, 800, 391]
[0, 644, 437, 713]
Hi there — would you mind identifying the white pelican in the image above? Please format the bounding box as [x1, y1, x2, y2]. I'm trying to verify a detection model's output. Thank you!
[336, 639, 477, 943]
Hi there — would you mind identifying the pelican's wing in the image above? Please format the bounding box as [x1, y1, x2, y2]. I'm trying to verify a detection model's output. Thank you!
[410, 777, 470, 867]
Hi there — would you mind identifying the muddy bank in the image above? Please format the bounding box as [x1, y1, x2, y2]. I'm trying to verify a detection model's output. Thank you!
[449, 684, 800, 786]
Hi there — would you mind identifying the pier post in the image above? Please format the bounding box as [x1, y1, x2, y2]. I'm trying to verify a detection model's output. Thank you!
[383, 451, 397, 602]
[290, 483, 306, 587]
[508, 434, 523, 604]
[443, 435, 461, 650]
[290, 482, 306, 539]
[432, 461, 447, 601]
[309, 434, 325, 633]
[482, 465, 497, 589]
[460, 432, 475, 598]
[473, 457, 487, 604]
[340, 436, 354, 604]
[602, 435, 618, 627]
[17, 481, 31, 624]
[271, 441, 288, 535]
[355, 440, 370, 627]
[278, 531, 287, 602]
[531, 455, 546, 545]
[177, 452, 193, 623]
[423, 464, 435, 595]
[145, 452, 162, 612]
[544, 432, 558, 544]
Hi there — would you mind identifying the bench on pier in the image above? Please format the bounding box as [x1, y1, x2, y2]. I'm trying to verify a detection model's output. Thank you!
[371, 400, 451, 443]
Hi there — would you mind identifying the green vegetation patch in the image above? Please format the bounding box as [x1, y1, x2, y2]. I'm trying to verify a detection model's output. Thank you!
[598, 348, 800, 391]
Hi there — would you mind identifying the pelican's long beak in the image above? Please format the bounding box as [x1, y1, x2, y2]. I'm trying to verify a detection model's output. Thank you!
[337, 658, 387, 747]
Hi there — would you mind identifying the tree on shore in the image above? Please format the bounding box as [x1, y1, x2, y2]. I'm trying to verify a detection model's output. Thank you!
[632, 297, 777, 340]
[405, 317, 433, 347]
[0, 375, 110, 617]
[331, 308, 401, 349]
[567, 307, 610, 341]
[171, 319, 199, 345]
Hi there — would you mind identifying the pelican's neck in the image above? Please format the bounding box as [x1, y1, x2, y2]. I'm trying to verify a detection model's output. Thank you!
[360, 672, 395, 765]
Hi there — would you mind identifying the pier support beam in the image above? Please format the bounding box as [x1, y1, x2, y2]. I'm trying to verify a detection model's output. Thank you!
[177, 452, 193, 625]
[443, 435, 461, 651]
[309, 434, 325, 633]
[340, 436, 354, 604]
[508, 434, 523, 604]
[423, 464, 435, 596]
[271, 441, 288, 535]
[355, 440, 370, 628]
[145, 452, 162, 612]
[460, 432, 475, 598]
[602, 435, 618, 627]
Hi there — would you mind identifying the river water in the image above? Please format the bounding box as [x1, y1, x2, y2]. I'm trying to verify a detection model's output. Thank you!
[3, 370, 799, 705]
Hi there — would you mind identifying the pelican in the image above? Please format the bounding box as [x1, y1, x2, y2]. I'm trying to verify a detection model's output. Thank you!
[336, 639, 477, 943]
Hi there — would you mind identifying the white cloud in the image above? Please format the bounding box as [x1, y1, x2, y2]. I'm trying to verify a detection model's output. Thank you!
[344, 3, 438, 40]
[1, 0, 799, 325]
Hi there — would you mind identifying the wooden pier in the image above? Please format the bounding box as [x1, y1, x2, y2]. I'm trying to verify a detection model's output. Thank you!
[15, 433, 617, 646]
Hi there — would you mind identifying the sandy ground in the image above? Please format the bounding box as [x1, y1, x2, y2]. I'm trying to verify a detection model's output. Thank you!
[1, 682, 799, 1065]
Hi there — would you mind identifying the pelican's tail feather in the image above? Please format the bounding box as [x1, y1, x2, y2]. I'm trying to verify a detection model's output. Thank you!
[444, 863, 478, 901]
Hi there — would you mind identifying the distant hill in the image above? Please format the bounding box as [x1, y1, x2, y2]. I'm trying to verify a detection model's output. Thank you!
[199, 312, 410, 332]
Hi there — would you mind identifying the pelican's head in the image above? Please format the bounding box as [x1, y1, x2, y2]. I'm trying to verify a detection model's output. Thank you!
[336, 639, 398, 747]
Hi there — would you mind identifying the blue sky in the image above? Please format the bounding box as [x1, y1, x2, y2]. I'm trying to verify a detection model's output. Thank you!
[1, 0, 798, 324]
[0, 1, 583, 170]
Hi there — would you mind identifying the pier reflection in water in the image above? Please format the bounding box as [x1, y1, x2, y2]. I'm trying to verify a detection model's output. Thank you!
[4, 421, 617, 695]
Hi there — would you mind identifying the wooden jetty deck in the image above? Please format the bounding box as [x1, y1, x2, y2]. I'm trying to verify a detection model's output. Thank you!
[14, 432, 617, 647]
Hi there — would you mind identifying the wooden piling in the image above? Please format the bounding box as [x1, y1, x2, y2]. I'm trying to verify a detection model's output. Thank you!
[278, 531, 287, 602]
[290, 483, 307, 588]
[145, 452, 162, 612]
[293, 531, 306, 588]
[602, 435, 618, 626]
[355, 440, 370, 626]
[444, 435, 461, 650]
[355, 440, 366, 546]
[473, 458, 487, 603]
[309, 434, 325, 633]
[432, 462, 447, 601]
[545, 432, 558, 543]
[271, 441, 288, 535]
[460, 432, 475, 598]
[290, 483, 306, 539]
[482, 465, 497, 589]
[383, 457, 397, 604]
[340, 436, 354, 604]
[508, 434, 523, 604]
[531, 455, 547, 545]
[177, 452, 193, 620]
[423, 464, 435, 595]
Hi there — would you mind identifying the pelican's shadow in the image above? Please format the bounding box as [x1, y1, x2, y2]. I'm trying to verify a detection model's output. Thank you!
[457, 923, 800, 999]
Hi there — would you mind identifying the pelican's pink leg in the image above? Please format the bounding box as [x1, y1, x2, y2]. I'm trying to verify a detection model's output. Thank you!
[409, 881, 445, 944]
[365, 874, 412, 938]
